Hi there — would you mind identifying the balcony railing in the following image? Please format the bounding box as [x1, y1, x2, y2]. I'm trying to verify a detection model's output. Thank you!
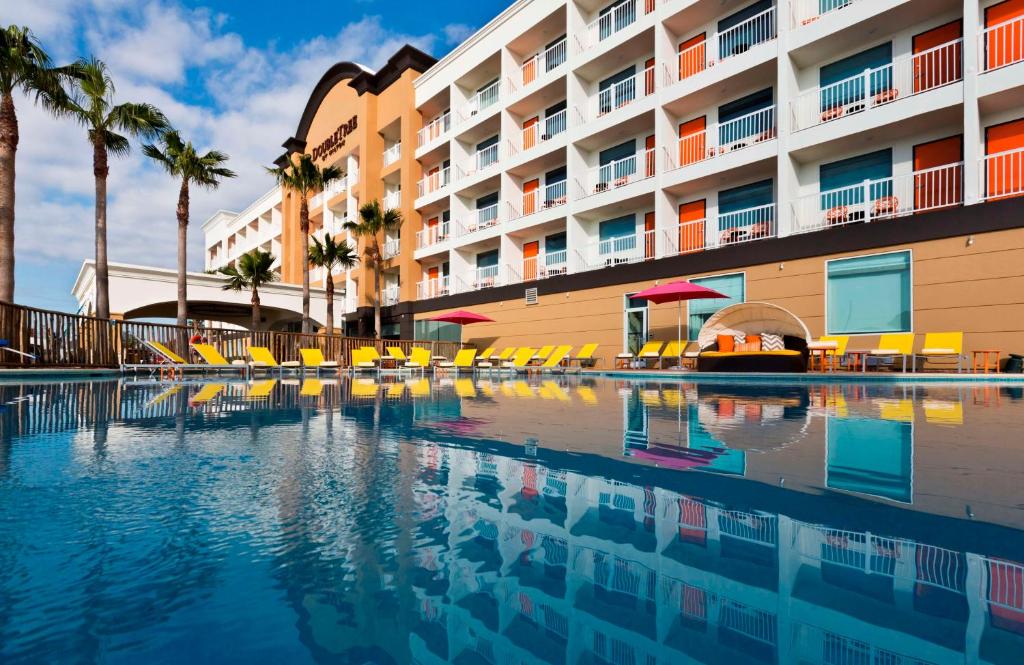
[520, 109, 568, 152]
[792, 162, 963, 234]
[791, 0, 861, 28]
[458, 265, 501, 292]
[382, 237, 400, 260]
[792, 38, 962, 131]
[982, 14, 1024, 72]
[417, 112, 451, 148]
[382, 142, 401, 168]
[456, 204, 501, 237]
[381, 285, 400, 306]
[512, 180, 568, 219]
[417, 166, 451, 198]
[417, 276, 449, 300]
[460, 143, 501, 178]
[665, 204, 777, 255]
[668, 7, 777, 84]
[514, 250, 568, 283]
[980, 147, 1024, 201]
[669, 106, 776, 170]
[578, 0, 654, 53]
[383, 190, 401, 211]
[580, 148, 656, 197]
[461, 80, 501, 121]
[592, 66, 655, 120]
[577, 229, 658, 270]
[315, 171, 355, 207]
[416, 221, 450, 249]
[521, 38, 568, 87]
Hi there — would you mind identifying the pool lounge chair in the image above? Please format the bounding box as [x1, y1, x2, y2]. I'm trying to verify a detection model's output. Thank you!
[191, 343, 250, 376]
[680, 341, 700, 369]
[477, 347, 495, 362]
[658, 341, 685, 369]
[403, 347, 433, 374]
[299, 348, 340, 375]
[360, 347, 388, 369]
[248, 346, 301, 372]
[532, 345, 555, 363]
[539, 345, 573, 373]
[569, 343, 599, 369]
[437, 349, 477, 373]
[617, 341, 663, 368]
[860, 333, 915, 373]
[349, 348, 379, 374]
[122, 339, 204, 376]
[479, 346, 514, 370]
[913, 332, 963, 373]
[506, 348, 538, 373]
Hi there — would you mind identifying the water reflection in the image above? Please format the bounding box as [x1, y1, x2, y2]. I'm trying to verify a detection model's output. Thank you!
[0, 377, 1022, 663]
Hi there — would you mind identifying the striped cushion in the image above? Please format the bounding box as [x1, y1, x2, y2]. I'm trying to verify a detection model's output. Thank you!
[761, 333, 785, 351]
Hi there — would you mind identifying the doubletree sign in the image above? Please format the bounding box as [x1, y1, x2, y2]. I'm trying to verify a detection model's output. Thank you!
[312, 116, 358, 162]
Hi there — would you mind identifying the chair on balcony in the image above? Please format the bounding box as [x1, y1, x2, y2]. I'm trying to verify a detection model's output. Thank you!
[873, 88, 899, 105]
[872, 196, 899, 218]
[825, 206, 849, 226]
[820, 106, 844, 123]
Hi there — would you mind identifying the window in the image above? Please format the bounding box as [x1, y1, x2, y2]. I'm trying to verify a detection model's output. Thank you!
[820, 148, 893, 209]
[717, 179, 774, 239]
[545, 100, 568, 136]
[599, 0, 636, 40]
[820, 43, 893, 110]
[717, 0, 774, 58]
[546, 35, 567, 71]
[598, 66, 636, 113]
[415, 320, 461, 342]
[718, 88, 773, 145]
[476, 192, 499, 225]
[687, 273, 745, 340]
[476, 249, 500, 268]
[599, 140, 637, 184]
[827, 251, 911, 334]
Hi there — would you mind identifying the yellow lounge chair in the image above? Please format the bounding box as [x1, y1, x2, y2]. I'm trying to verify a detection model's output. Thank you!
[478, 346, 512, 370]
[438, 349, 477, 373]
[189, 383, 225, 405]
[403, 347, 432, 374]
[808, 335, 850, 371]
[454, 378, 477, 398]
[491, 347, 516, 361]
[386, 347, 408, 362]
[246, 379, 278, 401]
[533, 345, 555, 363]
[506, 348, 537, 372]
[616, 341, 663, 368]
[659, 340, 685, 369]
[350, 348, 379, 373]
[681, 341, 700, 369]
[569, 343, 599, 369]
[540, 345, 573, 372]
[913, 332, 963, 373]
[861, 333, 914, 373]
[191, 343, 248, 375]
[477, 347, 495, 361]
[146, 340, 188, 364]
[361, 347, 385, 366]
[300, 379, 323, 396]
[248, 346, 301, 371]
[299, 348, 340, 374]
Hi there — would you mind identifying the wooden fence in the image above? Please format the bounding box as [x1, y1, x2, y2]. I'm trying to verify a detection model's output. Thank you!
[0, 301, 464, 369]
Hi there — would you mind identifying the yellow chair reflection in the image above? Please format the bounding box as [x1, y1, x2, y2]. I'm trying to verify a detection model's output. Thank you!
[923, 400, 964, 425]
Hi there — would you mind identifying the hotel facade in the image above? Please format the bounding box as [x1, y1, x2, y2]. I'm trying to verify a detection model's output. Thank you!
[204, 0, 1024, 367]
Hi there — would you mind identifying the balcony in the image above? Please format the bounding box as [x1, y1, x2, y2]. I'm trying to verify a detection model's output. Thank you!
[456, 204, 502, 238]
[509, 181, 568, 220]
[417, 166, 452, 198]
[460, 80, 501, 123]
[383, 190, 401, 211]
[382, 237, 400, 260]
[981, 14, 1024, 73]
[663, 204, 777, 256]
[586, 66, 655, 122]
[980, 147, 1024, 202]
[382, 142, 401, 168]
[508, 251, 568, 284]
[416, 221, 450, 249]
[417, 112, 452, 150]
[576, 229, 657, 271]
[457, 265, 502, 292]
[577, 0, 655, 54]
[790, 0, 863, 29]
[459, 143, 501, 179]
[417, 276, 450, 300]
[517, 109, 567, 154]
[381, 285, 400, 307]
[792, 162, 963, 234]
[520, 38, 568, 89]
[792, 39, 962, 132]
[578, 148, 656, 198]
[667, 107, 776, 170]
[665, 7, 777, 85]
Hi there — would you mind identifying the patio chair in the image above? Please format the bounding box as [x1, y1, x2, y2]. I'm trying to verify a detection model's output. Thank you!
[860, 333, 914, 372]
[248, 346, 300, 372]
[617, 341, 663, 368]
[913, 332, 963, 373]
[437, 349, 477, 373]
[299, 348, 340, 375]
[539, 345, 573, 373]
[403, 347, 433, 374]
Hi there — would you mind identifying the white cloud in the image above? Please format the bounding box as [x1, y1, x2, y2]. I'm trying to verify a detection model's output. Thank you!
[442, 23, 476, 46]
[9, 1, 447, 306]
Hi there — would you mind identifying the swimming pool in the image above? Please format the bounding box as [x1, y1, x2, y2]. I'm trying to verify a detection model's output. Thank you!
[0, 376, 1022, 663]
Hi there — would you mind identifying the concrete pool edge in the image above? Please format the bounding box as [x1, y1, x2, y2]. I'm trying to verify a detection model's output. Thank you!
[586, 369, 1024, 383]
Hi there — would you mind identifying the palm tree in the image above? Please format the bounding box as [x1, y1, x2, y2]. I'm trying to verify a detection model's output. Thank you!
[218, 249, 277, 331]
[307, 233, 358, 336]
[0, 26, 79, 302]
[144, 130, 236, 328]
[344, 200, 402, 339]
[267, 154, 341, 334]
[67, 57, 168, 319]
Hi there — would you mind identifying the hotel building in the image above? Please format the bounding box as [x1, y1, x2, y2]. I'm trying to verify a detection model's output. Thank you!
[205, 0, 1024, 366]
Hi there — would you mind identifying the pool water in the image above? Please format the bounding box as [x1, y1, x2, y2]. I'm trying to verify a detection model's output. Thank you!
[1, 376, 1023, 664]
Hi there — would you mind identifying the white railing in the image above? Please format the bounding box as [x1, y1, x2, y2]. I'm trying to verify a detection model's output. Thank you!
[580, 148, 656, 197]
[580, 0, 654, 52]
[416, 221, 450, 249]
[668, 7, 776, 84]
[592, 66, 655, 120]
[792, 38, 962, 131]
[381, 285, 400, 306]
[520, 109, 568, 152]
[309, 191, 325, 209]
[417, 166, 451, 198]
[461, 143, 500, 178]
[981, 13, 1024, 72]
[382, 142, 401, 168]
[459, 265, 501, 292]
[462, 80, 501, 120]
[791, 0, 861, 28]
[383, 190, 401, 211]
[382, 237, 400, 260]
[513, 180, 568, 219]
[981, 147, 1024, 201]
[417, 112, 451, 148]
[516, 251, 568, 283]
[663, 205, 777, 255]
[417, 276, 449, 300]
[521, 38, 568, 87]
[457, 204, 501, 237]
[669, 106, 776, 170]
[577, 229, 657, 270]
[792, 162, 963, 233]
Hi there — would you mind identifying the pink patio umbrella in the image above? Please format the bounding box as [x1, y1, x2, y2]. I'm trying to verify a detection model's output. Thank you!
[631, 281, 728, 362]
[429, 310, 495, 351]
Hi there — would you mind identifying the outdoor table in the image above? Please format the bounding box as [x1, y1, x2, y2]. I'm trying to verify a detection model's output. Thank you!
[846, 350, 869, 372]
[807, 340, 839, 372]
[972, 350, 1001, 374]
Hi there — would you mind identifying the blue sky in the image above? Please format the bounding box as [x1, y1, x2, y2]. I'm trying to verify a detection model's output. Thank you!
[7, 0, 512, 312]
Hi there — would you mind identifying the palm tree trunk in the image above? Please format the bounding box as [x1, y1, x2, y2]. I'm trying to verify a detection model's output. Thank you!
[0, 92, 19, 303]
[325, 271, 334, 336]
[373, 242, 382, 339]
[93, 138, 110, 319]
[176, 179, 189, 328]
[300, 199, 311, 334]
[251, 285, 261, 332]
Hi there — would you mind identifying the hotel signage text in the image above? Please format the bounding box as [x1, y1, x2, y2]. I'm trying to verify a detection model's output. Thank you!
[312, 116, 358, 162]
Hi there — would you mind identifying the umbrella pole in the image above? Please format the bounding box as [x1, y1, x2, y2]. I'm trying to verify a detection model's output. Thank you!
[677, 300, 682, 372]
